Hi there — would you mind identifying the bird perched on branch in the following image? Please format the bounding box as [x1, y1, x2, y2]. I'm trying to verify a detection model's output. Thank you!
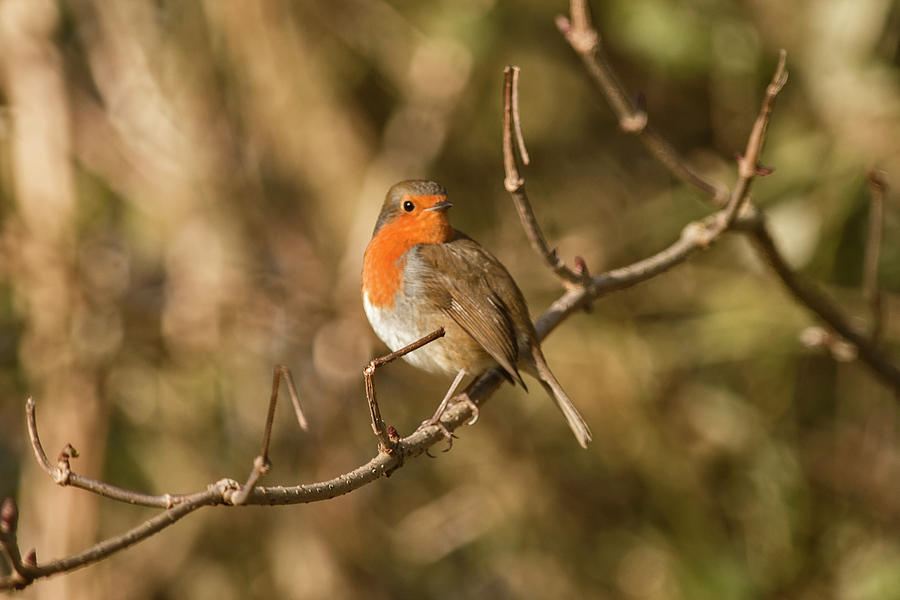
[362, 180, 591, 448]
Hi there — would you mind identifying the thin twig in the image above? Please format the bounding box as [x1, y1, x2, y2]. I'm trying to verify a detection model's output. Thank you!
[558, 1, 900, 393]
[509, 67, 530, 166]
[0, 486, 229, 589]
[0, 498, 30, 589]
[864, 170, 886, 342]
[722, 50, 788, 228]
[502, 66, 586, 287]
[229, 366, 305, 506]
[25, 397, 52, 474]
[364, 328, 445, 454]
[276, 364, 308, 431]
[28, 397, 190, 507]
[557, 1, 728, 204]
[749, 219, 900, 388]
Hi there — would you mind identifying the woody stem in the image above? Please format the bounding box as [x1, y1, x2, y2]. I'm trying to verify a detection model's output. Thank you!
[228, 366, 308, 506]
[363, 327, 446, 454]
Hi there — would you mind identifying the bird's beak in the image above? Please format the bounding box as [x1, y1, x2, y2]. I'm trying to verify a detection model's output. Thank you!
[425, 200, 453, 212]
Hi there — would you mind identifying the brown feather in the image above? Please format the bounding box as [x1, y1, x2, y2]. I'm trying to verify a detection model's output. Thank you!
[412, 233, 533, 389]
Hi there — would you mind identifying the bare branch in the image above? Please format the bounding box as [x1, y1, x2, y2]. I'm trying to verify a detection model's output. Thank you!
[722, 50, 788, 227]
[0, 486, 229, 588]
[275, 364, 308, 432]
[27, 397, 191, 508]
[748, 219, 900, 389]
[502, 66, 587, 287]
[557, 1, 728, 204]
[506, 66, 530, 166]
[25, 397, 53, 475]
[864, 170, 887, 342]
[0, 498, 31, 590]
[364, 328, 446, 454]
[559, 2, 900, 394]
[228, 365, 305, 506]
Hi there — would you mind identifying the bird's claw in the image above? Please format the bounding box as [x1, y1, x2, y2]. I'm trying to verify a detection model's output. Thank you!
[453, 395, 480, 425]
[419, 417, 456, 452]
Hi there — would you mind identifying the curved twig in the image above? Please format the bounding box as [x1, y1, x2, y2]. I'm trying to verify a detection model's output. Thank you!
[557, 0, 900, 394]
[748, 219, 900, 388]
[502, 66, 587, 287]
[556, 4, 728, 204]
[0, 486, 227, 588]
[722, 50, 787, 227]
[27, 397, 192, 508]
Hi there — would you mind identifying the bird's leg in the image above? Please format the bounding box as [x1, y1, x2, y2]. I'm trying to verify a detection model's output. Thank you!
[420, 369, 468, 444]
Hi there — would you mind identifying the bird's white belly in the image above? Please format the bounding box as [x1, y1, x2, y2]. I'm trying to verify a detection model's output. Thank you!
[363, 291, 458, 375]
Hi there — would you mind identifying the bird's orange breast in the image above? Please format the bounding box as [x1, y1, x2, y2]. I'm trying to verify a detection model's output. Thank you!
[362, 214, 453, 309]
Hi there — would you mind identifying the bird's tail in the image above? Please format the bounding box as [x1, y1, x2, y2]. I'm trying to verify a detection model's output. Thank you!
[527, 344, 592, 448]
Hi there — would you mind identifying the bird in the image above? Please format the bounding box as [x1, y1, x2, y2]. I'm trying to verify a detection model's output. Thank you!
[361, 180, 592, 448]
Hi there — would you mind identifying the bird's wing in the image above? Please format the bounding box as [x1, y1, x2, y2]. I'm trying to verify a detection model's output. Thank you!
[414, 235, 530, 388]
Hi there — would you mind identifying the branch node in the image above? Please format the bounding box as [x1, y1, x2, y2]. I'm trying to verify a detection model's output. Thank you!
[620, 110, 648, 133]
[59, 443, 78, 460]
[254, 455, 271, 475]
[681, 220, 716, 248]
[214, 478, 242, 504]
[0, 498, 17, 534]
[768, 49, 789, 96]
[800, 326, 858, 362]
[555, 15, 572, 35]
[54, 446, 75, 485]
[503, 176, 524, 193]
[0, 498, 31, 589]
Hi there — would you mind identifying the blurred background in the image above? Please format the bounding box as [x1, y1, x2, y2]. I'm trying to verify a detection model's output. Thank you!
[1, 0, 899, 598]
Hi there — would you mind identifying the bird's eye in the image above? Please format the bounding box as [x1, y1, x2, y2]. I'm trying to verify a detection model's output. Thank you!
[402, 200, 415, 212]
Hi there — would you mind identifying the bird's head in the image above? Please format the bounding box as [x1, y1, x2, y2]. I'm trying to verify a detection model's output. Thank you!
[371, 180, 454, 243]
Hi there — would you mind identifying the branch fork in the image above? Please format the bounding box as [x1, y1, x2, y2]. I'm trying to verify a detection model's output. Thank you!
[502, 65, 592, 289]
[558, 0, 899, 392]
[364, 327, 446, 454]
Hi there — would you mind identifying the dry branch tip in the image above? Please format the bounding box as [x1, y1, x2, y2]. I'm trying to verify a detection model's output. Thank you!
[0, 498, 17, 534]
[502, 67, 588, 287]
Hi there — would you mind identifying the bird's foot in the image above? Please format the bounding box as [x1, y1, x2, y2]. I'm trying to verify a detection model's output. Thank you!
[452, 394, 480, 425]
[419, 417, 456, 452]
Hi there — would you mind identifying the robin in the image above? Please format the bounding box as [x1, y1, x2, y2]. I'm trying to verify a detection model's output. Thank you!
[362, 180, 591, 448]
